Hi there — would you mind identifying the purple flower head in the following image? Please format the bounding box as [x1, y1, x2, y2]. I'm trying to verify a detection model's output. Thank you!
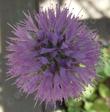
[7, 5, 100, 104]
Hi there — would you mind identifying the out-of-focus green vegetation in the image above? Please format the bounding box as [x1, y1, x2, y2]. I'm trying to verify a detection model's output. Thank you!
[64, 46, 110, 112]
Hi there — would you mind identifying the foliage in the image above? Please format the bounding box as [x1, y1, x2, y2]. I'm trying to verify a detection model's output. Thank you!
[97, 46, 110, 77]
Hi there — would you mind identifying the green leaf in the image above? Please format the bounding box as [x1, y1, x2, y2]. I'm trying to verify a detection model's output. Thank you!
[65, 98, 82, 107]
[92, 99, 110, 112]
[99, 83, 110, 98]
[83, 85, 95, 99]
[68, 107, 81, 112]
[104, 61, 110, 76]
[97, 47, 110, 77]
[84, 101, 93, 111]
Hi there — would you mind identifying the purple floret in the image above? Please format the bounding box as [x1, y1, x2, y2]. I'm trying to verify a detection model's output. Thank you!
[6, 5, 100, 104]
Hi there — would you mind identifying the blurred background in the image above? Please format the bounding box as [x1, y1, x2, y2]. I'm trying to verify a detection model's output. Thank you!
[0, 0, 110, 112]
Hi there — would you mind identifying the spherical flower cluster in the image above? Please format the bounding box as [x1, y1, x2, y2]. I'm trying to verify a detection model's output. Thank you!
[7, 5, 99, 104]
